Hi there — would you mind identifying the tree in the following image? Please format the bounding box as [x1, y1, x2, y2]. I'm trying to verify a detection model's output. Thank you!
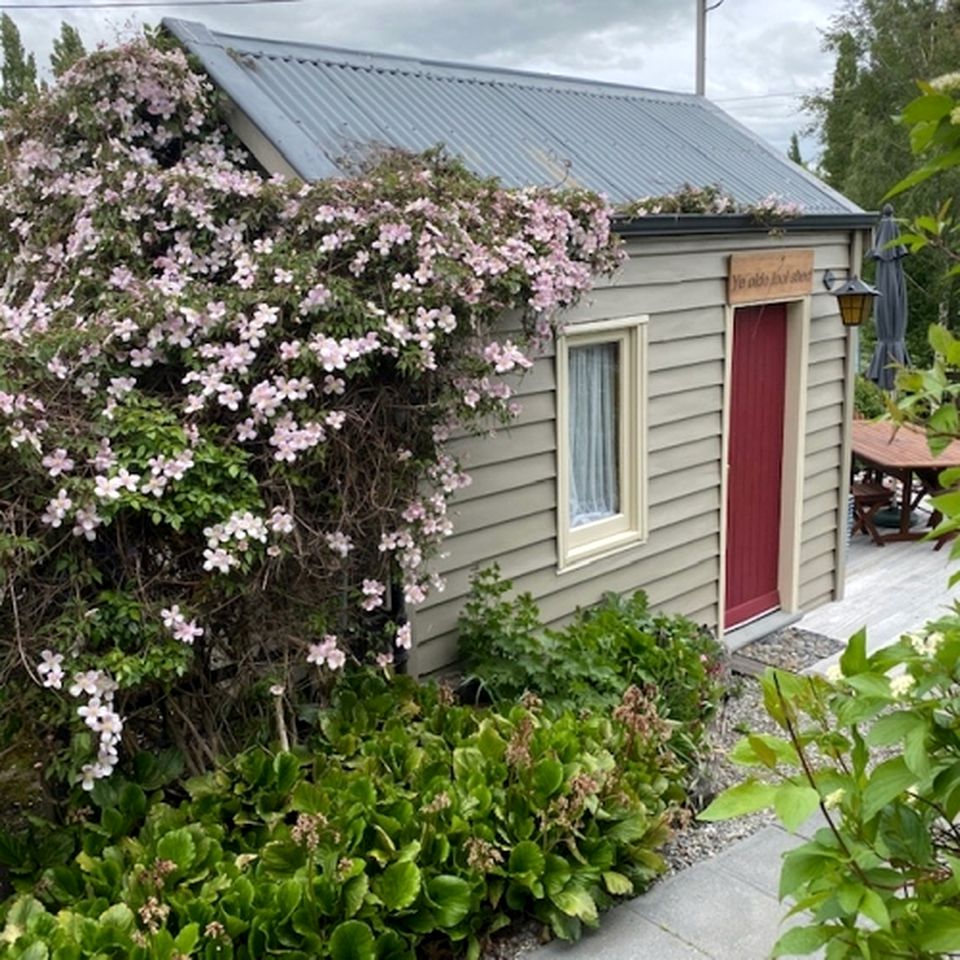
[805, 0, 960, 364]
[814, 30, 859, 189]
[0, 13, 37, 108]
[50, 22, 85, 77]
[787, 132, 804, 166]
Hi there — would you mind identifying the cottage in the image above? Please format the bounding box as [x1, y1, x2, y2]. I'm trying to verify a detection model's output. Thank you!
[165, 18, 874, 675]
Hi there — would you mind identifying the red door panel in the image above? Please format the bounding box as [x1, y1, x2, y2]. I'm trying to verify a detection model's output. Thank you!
[725, 303, 787, 628]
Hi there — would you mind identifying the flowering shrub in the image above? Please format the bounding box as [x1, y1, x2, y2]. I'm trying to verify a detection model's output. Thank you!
[619, 183, 803, 225]
[0, 670, 680, 957]
[458, 568, 726, 763]
[700, 621, 960, 957]
[0, 36, 621, 790]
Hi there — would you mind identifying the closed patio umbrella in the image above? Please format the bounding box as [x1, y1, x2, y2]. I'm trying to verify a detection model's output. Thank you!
[866, 203, 909, 390]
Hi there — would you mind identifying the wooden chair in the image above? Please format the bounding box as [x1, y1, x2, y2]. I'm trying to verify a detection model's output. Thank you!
[851, 481, 894, 546]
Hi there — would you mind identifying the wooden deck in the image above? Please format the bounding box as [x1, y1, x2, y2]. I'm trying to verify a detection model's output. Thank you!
[798, 532, 960, 656]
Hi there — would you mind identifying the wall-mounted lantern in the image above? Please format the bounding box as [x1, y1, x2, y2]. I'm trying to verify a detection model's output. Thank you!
[823, 270, 881, 327]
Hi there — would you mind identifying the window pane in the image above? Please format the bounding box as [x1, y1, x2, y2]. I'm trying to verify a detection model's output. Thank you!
[569, 342, 620, 527]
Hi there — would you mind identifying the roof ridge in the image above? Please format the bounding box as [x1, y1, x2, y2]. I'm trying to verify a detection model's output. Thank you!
[169, 18, 696, 103]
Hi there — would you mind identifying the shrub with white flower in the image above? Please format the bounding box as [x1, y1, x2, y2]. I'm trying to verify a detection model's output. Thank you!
[0, 32, 621, 786]
[701, 616, 960, 957]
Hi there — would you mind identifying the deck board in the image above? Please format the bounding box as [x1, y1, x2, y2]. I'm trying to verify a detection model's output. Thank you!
[798, 532, 959, 657]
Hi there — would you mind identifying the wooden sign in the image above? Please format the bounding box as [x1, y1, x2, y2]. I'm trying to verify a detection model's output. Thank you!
[727, 250, 815, 305]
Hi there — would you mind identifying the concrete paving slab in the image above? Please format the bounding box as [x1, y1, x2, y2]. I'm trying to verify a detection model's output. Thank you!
[532, 902, 709, 959]
[627, 861, 783, 959]
[709, 825, 802, 898]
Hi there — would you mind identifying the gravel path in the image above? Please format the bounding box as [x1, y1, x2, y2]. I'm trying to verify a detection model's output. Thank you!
[661, 626, 843, 874]
[481, 626, 845, 958]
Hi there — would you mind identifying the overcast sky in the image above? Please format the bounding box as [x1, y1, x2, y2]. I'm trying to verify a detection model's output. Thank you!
[13, 0, 846, 161]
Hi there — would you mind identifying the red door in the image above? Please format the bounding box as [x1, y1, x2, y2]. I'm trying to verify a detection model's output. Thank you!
[725, 303, 787, 629]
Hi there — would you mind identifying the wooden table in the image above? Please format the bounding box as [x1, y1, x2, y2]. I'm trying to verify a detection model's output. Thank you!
[851, 419, 960, 542]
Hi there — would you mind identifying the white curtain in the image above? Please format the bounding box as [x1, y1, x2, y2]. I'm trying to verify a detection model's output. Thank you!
[569, 342, 619, 527]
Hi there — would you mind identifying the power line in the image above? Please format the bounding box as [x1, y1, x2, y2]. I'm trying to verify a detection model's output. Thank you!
[715, 91, 808, 103]
[0, 0, 297, 7]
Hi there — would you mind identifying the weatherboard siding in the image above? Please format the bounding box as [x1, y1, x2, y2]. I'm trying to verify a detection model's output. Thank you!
[409, 232, 858, 676]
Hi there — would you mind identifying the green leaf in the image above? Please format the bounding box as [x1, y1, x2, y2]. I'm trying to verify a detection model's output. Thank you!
[508, 841, 545, 878]
[904, 722, 931, 779]
[917, 907, 960, 953]
[532, 759, 564, 800]
[746, 734, 776, 768]
[272, 752, 301, 793]
[933, 489, 960, 519]
[862, 757, 917, 819]
[375, 861, 421, 911]
[774, 784, 821, 832]
[729, 734, 797, 768]
[276, 878, 302, 918]
[866, 710, 925, 747]
[901, 92, 956, 125]
[930, 322, 959, 359]
[602, 871, 634, 896]
[836, 882, 863, 914]
[698, 780, 779, 821]
[344, 873, 370, 918]
[452, 747, 485, 782]
[374, 930, 410, 960]
[840, 628, 867, 677]
[98, 903, 135, 933]
[174, 923, 200, 953]
[885, 147, 960, 199]
[0, 831, 30, 869]
[771, 924, 832, 957]
[427, 875, 474, 928]
[551, 885, 598, 924]
[605, 814, 650, 842]
[860, 889, 891, 931]
[329, 920, 376, 960]
[844, 674, 894, 698]
[156, 828, 196, 870]
[260, 840, 306, 874]
[879, 803, 933, 866]
[779, 848, 839, 901]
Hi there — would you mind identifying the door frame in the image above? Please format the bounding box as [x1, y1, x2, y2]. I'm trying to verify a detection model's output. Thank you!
[718, 295, 811, 638]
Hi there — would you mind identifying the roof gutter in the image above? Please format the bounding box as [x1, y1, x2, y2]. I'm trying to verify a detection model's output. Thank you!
[613, 212, 877, 237]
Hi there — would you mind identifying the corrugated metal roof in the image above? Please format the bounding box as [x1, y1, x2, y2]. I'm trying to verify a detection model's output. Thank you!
[164, 18, 862, 216]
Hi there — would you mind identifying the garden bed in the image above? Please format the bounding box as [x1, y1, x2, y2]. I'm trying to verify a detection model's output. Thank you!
[481, 626, 846, 958]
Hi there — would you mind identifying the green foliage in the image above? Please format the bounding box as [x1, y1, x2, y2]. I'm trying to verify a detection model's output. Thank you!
[0, 670, 680, 956]
[458, 567, 726, 761]
[886, 75, 960, 299]
[0, 14, 36, 109]
[853, 373, 887, 419]
[806, 1, 960, 366]
[787, 133, 804, 167]
[700, 617, 960, 957]
[50, 23, 85, 78]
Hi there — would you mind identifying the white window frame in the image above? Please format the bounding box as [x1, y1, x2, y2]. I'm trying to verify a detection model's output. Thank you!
[557, 315, 648, 571]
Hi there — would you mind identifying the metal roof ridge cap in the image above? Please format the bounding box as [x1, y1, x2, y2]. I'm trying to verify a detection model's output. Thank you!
[161, 17, 218, 47]
[185, 23, 695, 101]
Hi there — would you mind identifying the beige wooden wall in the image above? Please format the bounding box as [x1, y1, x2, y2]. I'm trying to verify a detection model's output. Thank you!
[408, 230, 857, 676]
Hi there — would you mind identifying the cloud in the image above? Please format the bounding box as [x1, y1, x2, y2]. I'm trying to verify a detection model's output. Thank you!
[10, 0, 842, 159]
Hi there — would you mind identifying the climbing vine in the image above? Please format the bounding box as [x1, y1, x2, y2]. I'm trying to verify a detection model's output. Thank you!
[0, 34, 622, 787]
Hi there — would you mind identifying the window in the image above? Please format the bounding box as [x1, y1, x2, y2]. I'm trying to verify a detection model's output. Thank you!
[557, 316, 647, 568]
